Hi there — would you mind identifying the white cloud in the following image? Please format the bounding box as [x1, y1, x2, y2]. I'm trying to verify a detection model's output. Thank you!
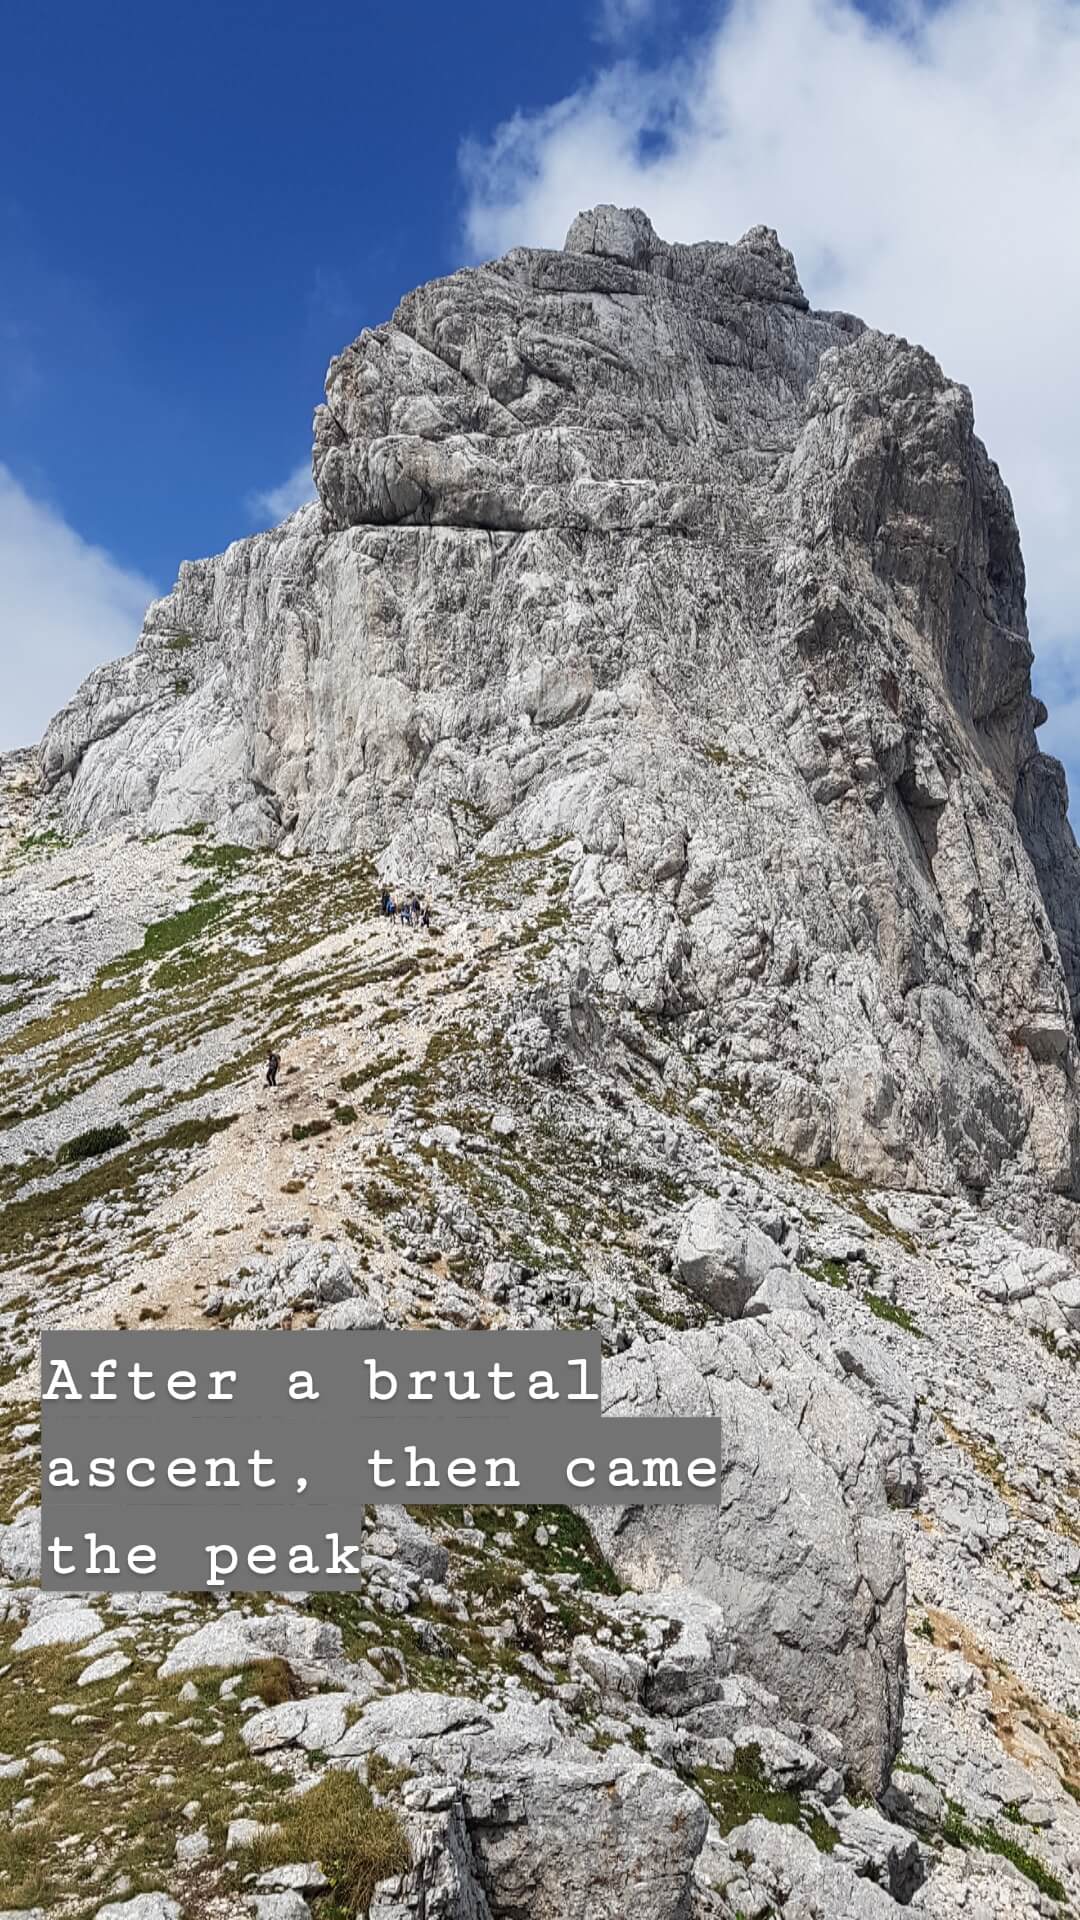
[462, 0, 1080, 806]
[0, 464, 156, 751]
[248, 460, 317, 526]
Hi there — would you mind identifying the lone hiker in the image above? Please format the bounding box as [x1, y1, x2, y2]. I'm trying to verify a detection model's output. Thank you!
[266, 1048, 281, 1089]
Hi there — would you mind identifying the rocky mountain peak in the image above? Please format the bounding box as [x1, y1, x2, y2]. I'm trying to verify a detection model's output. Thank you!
[33, 208, 1080, 1220]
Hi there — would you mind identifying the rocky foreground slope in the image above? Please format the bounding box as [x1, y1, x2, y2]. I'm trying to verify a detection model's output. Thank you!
[0, 210, 1079, 1917]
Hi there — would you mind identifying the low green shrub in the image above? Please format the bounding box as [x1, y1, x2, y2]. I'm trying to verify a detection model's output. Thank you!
[56, 1123, 131, 1165]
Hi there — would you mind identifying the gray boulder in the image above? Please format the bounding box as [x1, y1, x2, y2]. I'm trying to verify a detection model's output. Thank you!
[249, 1898, 311, 1920]
[676, 1196, 792, 1317]
[220, 1244, 360, 1328]
[242, 1693, 357, 1755]
[369, 1794, 492, 1920]
[721, 1817, 902, 1918]
[14, 1600, 102, 1651]
[329, 1692, 707, 1919]
[157, 1606, 368, 1689]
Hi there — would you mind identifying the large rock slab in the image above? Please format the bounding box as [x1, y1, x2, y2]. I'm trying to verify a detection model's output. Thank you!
[332, 1693, 708, 1920]
[721, 1817, 903, 1918]
[95, 1900, 181, 1920]
[14, 1601, 102, 1652]
[242, 1692, 357, 1755]
[157, 1607, 373, 1691]
[587, 1328, 905, 1793]
[572, 1588, 734, 1720]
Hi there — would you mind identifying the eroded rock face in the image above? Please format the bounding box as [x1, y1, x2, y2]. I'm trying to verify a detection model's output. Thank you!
[329, 1691, 709, 1920]
[39, 206, 1080, 1206]
[588, 1325, 908, 1794]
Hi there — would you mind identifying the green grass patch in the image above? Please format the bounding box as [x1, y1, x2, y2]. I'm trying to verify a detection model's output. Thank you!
[254, 1769, 409, 1912]
[409, 1504, 621, 1596]
[864, 1291, 922, 1336]
[104, 896, 225, 975]
[694, 1745, 836, 1851]
[636, 1289, 696, 1330]
[808, 1256, 851, 1289]
[0, 976, 131, 1061]
[941, 1802, 1066, 1902]
[184, 840, 257, 877]
[367, 1752, 412, 1796]
[0, 1640, 299, 1910]
[238, 1656, 303, 1706]
[341, 1051, 410, 1095]
[18, 829, 66, 855]
[0, 1113, 236, 1269]
[0, 1401, 39, 1522]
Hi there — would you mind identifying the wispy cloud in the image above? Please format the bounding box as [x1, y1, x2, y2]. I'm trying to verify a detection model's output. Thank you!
[247, 460, 317, 527]
[593, 0, 658, 42]
[0, 464, 156, 751]
[461, 0, 1080, 807]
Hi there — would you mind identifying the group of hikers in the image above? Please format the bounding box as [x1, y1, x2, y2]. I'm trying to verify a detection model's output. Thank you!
[380, 887, 430, 928]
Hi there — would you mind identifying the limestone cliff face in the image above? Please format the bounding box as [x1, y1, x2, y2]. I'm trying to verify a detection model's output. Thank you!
[40, 206, 1080, 1207]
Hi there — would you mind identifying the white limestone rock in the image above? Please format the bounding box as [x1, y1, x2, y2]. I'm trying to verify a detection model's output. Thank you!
[676, 1195, 792, 1317]
[587, 1329, 905, 1792]
[0, 1507, 40, 1584]
[14, 1602, 103, 1652]
[95, 1900, 181, 1920]
[40, 207, 1080, 1209]
[330, 1691, 707, 1920]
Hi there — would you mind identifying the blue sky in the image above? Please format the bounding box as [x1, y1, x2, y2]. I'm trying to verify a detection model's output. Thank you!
[1, 0, 1077, 814]
[3, 0, 713, 587]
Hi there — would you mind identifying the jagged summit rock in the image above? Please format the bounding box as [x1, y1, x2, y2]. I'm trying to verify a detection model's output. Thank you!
[562, 202, 809, 305]
[37, 207, 1080, 1214]
[565, 201, 661, 266]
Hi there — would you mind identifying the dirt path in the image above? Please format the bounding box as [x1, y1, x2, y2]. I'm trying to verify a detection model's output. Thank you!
[50, 908, 514, 1335]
